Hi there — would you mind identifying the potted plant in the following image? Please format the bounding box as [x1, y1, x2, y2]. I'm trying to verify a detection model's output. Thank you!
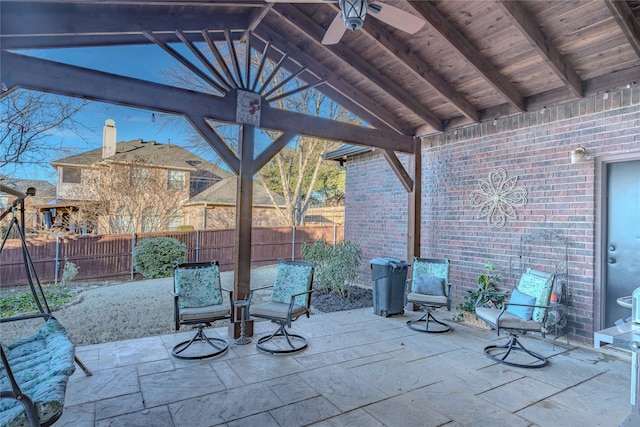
[454, 262, 506, 328]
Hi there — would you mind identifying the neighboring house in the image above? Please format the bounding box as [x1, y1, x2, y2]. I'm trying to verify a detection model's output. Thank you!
[0, 175, 56, 234]
[183, 176, 288, 228]
[41, 119, 286, 234]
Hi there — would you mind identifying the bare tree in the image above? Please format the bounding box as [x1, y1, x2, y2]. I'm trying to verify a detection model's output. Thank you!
[0, 90, 88, 171]
[65, 158, 189, 234]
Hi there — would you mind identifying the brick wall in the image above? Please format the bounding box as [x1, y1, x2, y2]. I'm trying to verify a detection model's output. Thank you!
[345, 87, 640, 344]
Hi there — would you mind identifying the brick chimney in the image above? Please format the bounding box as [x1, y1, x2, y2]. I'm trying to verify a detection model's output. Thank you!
[102, 119, 117, 159]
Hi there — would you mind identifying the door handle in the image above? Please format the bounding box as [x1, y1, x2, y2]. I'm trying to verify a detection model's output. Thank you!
[608, 258, 617, 264]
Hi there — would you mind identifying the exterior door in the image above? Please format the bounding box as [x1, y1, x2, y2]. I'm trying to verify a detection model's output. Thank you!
[605, 160, 640, 327]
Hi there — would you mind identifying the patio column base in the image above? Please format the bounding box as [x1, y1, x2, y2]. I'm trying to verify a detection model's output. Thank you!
[228, 320, 254, 338]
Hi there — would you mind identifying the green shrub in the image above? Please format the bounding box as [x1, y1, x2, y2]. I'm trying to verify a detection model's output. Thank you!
[0, 289, 75, 318]
[133, 237, 187, 279]
[301, 238, 362, 298]
[61, 258, 79, 287]
[453, 262, 505, 321]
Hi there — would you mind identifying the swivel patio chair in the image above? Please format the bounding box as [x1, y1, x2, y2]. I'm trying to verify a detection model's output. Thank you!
[171, 261, 233, 359]
[475, 268, 555, 368]
[405, 258, 452, 333]
[249, 260, 314, 354]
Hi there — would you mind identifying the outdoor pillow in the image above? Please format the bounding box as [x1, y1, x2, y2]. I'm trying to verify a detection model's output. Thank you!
[506, 289, 536, 320]
[413, 276, 445, 296]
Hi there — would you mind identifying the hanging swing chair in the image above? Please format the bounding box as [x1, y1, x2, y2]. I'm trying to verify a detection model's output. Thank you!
[0, 185, 91, 427]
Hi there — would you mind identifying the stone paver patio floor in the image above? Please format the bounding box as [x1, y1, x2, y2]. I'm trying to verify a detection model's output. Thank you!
[58, 308, 631, 426]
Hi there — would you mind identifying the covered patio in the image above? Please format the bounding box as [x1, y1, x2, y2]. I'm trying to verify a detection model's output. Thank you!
[59, 309, 629, 426]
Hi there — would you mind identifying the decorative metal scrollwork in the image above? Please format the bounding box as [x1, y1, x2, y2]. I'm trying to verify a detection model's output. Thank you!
[470, 168, 528, 228]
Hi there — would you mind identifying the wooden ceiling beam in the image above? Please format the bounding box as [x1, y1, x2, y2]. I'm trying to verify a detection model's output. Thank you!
[496, 0, 583, 99]
[358, 4, 480, 122]
[240, 3, 274, 44]
[408, 1, 525, 113]
[252, 28, 415, 135]
[604, 0, 640, 58]
[272, 4, 443, 131]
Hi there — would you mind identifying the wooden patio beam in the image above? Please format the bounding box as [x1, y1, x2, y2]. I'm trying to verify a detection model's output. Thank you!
[408, 0, 526, 113]
[496, 0, 583, 99]
[604, 0, 640, 58]
[272, 4, 443, 131]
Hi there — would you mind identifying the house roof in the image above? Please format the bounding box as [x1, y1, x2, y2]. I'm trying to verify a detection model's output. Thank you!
[2, 1, 638, 139]
[323, 145, 374, 162]
[50, 139, 233, 179]
[184, 176, 286, 208]
[0, 175, 56, 199]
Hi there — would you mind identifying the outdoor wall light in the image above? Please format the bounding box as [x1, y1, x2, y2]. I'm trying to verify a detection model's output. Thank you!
[570, 147, 590, 164]
[340, 0, 368, 31]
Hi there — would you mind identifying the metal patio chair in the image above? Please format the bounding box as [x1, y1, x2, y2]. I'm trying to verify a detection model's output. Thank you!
[248, 260, 314, 354]
[171, 261, 233, 359]
[405, 258, 452, 333]
[475, 268, 555, 368]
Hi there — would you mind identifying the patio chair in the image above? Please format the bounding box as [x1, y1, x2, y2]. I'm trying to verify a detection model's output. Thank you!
[248, 260, 314, 354]
[171, 261, 233, 359]
[475, 268, 555, 368]
[405, 258, 452, 333]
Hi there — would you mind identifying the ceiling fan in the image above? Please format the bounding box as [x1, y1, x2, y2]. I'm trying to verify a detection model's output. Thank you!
[267, 0, 425, 45]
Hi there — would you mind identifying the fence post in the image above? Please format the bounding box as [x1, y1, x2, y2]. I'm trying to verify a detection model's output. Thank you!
[195, 229, 199, 262]
[333, 224, 337, 245]
[55, 235, 60, 285]
[130, 232, 135, 280]
[291, 226, 296, 261]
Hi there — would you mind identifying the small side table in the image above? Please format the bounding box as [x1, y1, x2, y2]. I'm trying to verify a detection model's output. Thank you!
[233, 300, 252, 345]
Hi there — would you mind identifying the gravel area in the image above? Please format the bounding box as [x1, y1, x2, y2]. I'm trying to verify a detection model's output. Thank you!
[1, 265, 372, 346]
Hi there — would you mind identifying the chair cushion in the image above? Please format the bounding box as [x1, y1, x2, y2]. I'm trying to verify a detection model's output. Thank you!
[517, 270, 553, 323]
[175, 264, 223, 309]
[250, 301, 307, 320]
[412, 276, 445, 296]
[506, 289, 536, 320]
[407, 292, 448, 305]
[271, 263, 313, 306]
[179, 305, 230, 323]
[475, 307, 541, 331]
[412, 259, 449, 296]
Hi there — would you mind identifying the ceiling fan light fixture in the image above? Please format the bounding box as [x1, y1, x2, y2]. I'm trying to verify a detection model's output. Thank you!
[340, 0, 369, 31]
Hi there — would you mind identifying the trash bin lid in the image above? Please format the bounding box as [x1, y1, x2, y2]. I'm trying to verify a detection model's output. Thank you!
[370, 257, 408, 267]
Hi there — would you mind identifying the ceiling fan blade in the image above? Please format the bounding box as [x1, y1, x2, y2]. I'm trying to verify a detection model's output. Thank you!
[369, 2, 425, 34]
[322, 13, 347, 45]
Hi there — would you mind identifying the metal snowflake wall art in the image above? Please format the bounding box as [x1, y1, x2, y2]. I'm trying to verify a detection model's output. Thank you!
[470, 168, 528, 228]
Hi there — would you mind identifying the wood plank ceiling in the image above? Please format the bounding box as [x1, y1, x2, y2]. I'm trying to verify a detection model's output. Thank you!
[1, 0, 639, 142]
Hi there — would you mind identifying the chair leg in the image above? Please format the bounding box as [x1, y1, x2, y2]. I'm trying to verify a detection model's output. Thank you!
[257, 322, 308, 354]
[484, 334, 547, 368]
[172, 325, 228, 360]
[407, 309, 451, 334]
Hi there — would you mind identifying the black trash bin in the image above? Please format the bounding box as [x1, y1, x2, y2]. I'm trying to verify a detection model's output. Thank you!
[370, 257, 410, 317]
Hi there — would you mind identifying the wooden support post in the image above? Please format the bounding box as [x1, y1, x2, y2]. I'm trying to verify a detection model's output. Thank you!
[232, 124, 255, 338]
[406, 138, 421, 312]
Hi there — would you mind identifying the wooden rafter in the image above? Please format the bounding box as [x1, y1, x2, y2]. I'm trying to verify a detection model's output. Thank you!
[408, 1, 525, 113]
[344, 2, 482, 122]
[174, 30, 231, 93]
[605, 0, 640, 58]
[225, 29, 244, 89]
[241, 3, 274, 44]
[272, 4, 443, 132]
[252, 29, 414, 135]
[1, 52, 414, 153]
[496, 0, 583, 99]
[202, 30, 238, 90]
[143, 30, 226, 95]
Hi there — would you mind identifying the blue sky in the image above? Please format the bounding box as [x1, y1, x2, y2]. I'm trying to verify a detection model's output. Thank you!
[5, 45, 225, 183]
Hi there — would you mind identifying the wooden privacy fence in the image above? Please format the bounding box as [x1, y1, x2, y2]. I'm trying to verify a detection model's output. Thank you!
[0, 225, 344, 287]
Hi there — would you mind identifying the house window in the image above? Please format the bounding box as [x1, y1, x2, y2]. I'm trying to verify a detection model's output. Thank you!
[114, 205, 134, 233]
[141, 207, 160, 232]
[166, 208, 184, 231]
[62, 167, 82, 184]
[167, 170, 185, 190]
[131, 167, 149, 188]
